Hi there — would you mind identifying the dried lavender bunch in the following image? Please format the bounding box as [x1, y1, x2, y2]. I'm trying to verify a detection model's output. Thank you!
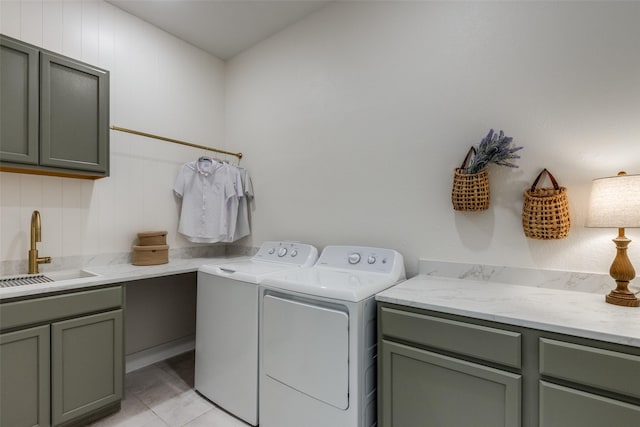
[467, 129, 522, 174]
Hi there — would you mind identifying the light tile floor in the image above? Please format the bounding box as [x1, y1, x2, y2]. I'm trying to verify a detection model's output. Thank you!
[89, 351, 250, 427]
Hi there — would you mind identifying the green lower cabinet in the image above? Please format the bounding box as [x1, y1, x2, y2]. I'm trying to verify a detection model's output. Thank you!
[0, 285, 124, 427]
[378, 303, 640, 427]
[539, 381, 640, 427]
[539, 337, 640, 427]
[0, 325, 51, 427]
[380, 340, 522, 427]
[51, 310, 123, 427]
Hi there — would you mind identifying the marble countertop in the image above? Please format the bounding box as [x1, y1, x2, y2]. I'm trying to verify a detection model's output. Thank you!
[376, 275, 640, 348]
[0, 255, 247, 300]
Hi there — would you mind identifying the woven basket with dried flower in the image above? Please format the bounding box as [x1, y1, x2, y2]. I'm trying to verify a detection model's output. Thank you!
[452, 129, 522, 211]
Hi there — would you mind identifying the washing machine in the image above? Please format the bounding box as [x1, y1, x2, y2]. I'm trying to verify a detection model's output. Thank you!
[195, 241, 318, 426]
[259, 245, 405, 427]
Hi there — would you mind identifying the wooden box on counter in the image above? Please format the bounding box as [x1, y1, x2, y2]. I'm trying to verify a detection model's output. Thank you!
[137, 231, 167, 246]
[132, 231, 168, 265]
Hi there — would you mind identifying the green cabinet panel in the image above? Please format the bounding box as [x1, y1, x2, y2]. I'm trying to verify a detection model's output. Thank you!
[0, 325, 51, 427]
[378, 302, 640, 427]
[0, 34, 109, 178]
[1, 286, 123, 331]
[540, 338, 640, 399]
[380, 340, 521, 427]
[540, 381, 640, 427]
[0, 285, 123, 427]
[40, 52, 108, 174]
[51, 309, 123, 426]
[0, 35, 39, 165]
[380, 305, 522, 369]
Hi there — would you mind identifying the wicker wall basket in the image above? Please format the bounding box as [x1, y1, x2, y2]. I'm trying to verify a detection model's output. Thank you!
[522, 169, 570, 240]
[452, 147, 490, 211]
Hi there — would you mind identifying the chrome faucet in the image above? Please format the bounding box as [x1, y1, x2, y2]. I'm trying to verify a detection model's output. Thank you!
[28, 210, 51, 274]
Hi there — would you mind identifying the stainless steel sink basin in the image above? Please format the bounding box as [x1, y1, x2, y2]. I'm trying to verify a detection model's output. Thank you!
[0, 269, 99, 288]
[45, 269, 98, 281]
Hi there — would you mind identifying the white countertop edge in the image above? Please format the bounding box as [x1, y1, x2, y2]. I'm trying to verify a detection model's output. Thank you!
[0, 255, 248, 300]
[376, 275, 640, 348]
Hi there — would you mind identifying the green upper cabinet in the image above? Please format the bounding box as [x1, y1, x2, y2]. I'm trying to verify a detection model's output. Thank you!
[0, 34, 109, 179]
[39, 52, 109, 174]
[0, 35, 39, 166]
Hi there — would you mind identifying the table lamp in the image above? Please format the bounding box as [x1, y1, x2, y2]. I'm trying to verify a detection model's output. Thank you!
[586, 171, 640, 307]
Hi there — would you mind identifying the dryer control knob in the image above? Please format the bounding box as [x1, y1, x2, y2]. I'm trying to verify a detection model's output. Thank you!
[268, 248, 275, 255]
[290, 250, 298, 257]
[367, 256, 376, 264]
[348, 253, 361, 264]
[278, 247, 288, 257]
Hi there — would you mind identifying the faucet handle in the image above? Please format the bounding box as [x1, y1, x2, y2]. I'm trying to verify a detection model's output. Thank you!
[38, 256, 52, 265]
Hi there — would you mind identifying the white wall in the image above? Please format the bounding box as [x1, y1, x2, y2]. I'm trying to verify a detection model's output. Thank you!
[0, 0, 227, 263]
[226, 1, 640, 275]
[3, 1, 639, 278]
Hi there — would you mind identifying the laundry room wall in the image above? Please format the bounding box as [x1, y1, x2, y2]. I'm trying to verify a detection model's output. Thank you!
[225, 0, 640, 276]
[0, 0, 227, 264]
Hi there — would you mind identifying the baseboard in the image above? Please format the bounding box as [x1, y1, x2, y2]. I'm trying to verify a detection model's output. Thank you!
[125, 335, 195, 373]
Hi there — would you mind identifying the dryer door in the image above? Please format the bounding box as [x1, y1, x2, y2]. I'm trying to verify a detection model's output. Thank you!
[263, 294, 349, 410]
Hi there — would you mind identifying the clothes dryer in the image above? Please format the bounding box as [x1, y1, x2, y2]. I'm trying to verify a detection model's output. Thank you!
[259, 245, 405, 427]
[195, 241, 318, 426]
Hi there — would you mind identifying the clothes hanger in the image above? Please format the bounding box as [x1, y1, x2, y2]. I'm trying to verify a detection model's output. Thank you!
[198, 152, 220, 164]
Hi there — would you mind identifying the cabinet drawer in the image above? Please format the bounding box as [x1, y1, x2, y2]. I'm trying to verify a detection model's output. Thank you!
[0, 286, 123, 331]
[540, 381, 640, 427]
[380, 306, 521, 368]
[540, 338, 640, 399]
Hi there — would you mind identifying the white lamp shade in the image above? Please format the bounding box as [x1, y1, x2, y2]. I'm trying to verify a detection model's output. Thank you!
[586, 173, 640, 228]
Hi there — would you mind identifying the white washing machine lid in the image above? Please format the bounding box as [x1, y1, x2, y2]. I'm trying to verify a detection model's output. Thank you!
[198, 241, 318, 284]
[199, 260, 308, 284]
[261, 267, 401, 302]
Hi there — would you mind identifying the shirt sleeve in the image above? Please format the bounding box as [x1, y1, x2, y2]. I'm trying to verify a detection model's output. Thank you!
[234, 167, 244, 199]
[174, 164, 186, 198]
[243, 169, 254, 199]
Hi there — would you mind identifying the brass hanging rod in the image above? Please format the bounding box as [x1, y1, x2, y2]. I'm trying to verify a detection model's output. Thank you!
[110, 125, 243, 160]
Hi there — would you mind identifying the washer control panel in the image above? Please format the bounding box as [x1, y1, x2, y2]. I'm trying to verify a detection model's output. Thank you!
[253, 241, 318, 267]
[316, 245, 403, 275]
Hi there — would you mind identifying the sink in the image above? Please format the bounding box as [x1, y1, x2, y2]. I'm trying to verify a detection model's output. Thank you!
[0, 269, 99, 288]
[44, 269, 98, 281]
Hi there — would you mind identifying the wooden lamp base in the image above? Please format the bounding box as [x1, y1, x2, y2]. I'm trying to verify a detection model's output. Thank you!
[606, 291, 640, 307]
[606, 228, 639, 307]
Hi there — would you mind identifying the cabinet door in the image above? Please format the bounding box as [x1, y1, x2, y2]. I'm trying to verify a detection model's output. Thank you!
[0, 35, 39, 165]
[40, 52, 109, 175]
[51, 310, 123, 426]
[539, 381, 640, 427]
[0, 325, 51, 427]
[380, 340, 521, 427]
